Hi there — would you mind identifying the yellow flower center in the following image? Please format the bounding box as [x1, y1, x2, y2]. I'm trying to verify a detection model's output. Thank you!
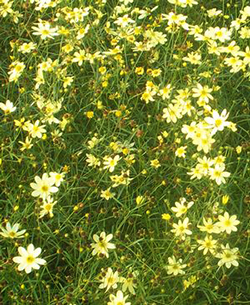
[109, 160, 115, 167]
[26, 256, 35, 264]
[206, 224, 213, 230]
[41, 29, 50, 36]
[55, 174, 61, 180]
[203, 163, 209, 169]
[200, 89, 208, 97]
[41, 185, 49, 192]
[33, 126, 39, 132]
[172, 264, 179, 270]
[224, 219, 231, 227]
[215, 119, 222, 127]
[179, 225, 185, 232]
[107, 277, 115, 284]
[98, 241, 107, 249]
[15, 65, 23, 72]
[9, 231, 16, 237]
[45, 204, 52, 211]
[180, 207, 187, 213]
[205, 241, 212, 248]
[214, 170, 221, 177]
[225, 252, 232, 259]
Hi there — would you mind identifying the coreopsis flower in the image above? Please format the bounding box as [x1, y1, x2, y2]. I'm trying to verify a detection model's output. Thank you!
[32, 21, 59, 40]
[150, 159, 161, 168]
[0, 222, 26, 239]
[108, 290, 130, 305]
[162, 213, 171, 221]
[168, 0, 198, 7]
[207, 8, 222, 18]
[99, 268, 119, 291]
[204, 109, 230, 135]
[175, 146, 187, 158]
[0, 100, 16, 115]
[183, 52, 201, 65]
[224, 56, 245, 73]
[91, 232, 115, 258]
[32, 0, 58, 11]
[181, 122, 197, 139]
[19, 42, 37, 54]
[114, 14, 135, 27]
[171, 197, 194, 217]
[144, 29, 167, 47]
[209, 164, 230, 185]
[72, 49, 86, 66]
[243, 46, 250, 65]
[103, 155, 121, 172]
[30, 173, 58, 200]
[13, 244, 46, 274]
[213, 155, 226, 165]
[100, 188, 115, 200]
[197, 235, 217, 255]
[197, 217, 220, 234]
[39, 196, 57, 218]
[192, 83, 214, 104]
[76, 24, 90, 40]
[120, 271, 138, 295]
[216, 212, 240, 234]
[86, 154, 101, 168]
[163, 12, 189, 30]
[216, 243, 239, 268]
[19, 137, 33, 151]
[220, 41, 243, 57]
[110, 170, 132, 187]
[193, 130, 215, 154]
[158, 84, 172, 99]
[63, 76, 74, 88]
[165, 256, 187, 275]
[25, 120, 46, 138]
[49, 172, 65, 187]
[8, 61, 25, 82]
[171, 217, 192, 239]
[196, 156, 214, 176]
[241, 5, 250, 21]
[183, 275, 198, 290]
[163, 104, 182, 123]
[141, 90, 156, 103]
[124, 153, 135, 164]
[205, 27, 232, 43]
[188, 165, 203, 180]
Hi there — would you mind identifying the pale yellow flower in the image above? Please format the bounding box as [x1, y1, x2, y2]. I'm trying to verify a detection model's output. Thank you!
[165, 256, 187, 275]
[13, 244, 46, 274]
[99, 268, 119, 291]
[108, 290, 130, 305]
[30, 173, 58, 200]
[216, 243, 239, 268]
[32, 21, 59, 39]
[197, 235, 217, 255]
[91, 232, 116, 258]
[0, 222, 26, 239]
[171, 217, 192, 239]
[216, 212, 240, 234]
[0, 100, 16, 114]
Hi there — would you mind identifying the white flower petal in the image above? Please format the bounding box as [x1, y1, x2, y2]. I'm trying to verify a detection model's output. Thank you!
[18, 247, 28, 257]
[27, 244, 35, 253]
[33, 247, 41, 257]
